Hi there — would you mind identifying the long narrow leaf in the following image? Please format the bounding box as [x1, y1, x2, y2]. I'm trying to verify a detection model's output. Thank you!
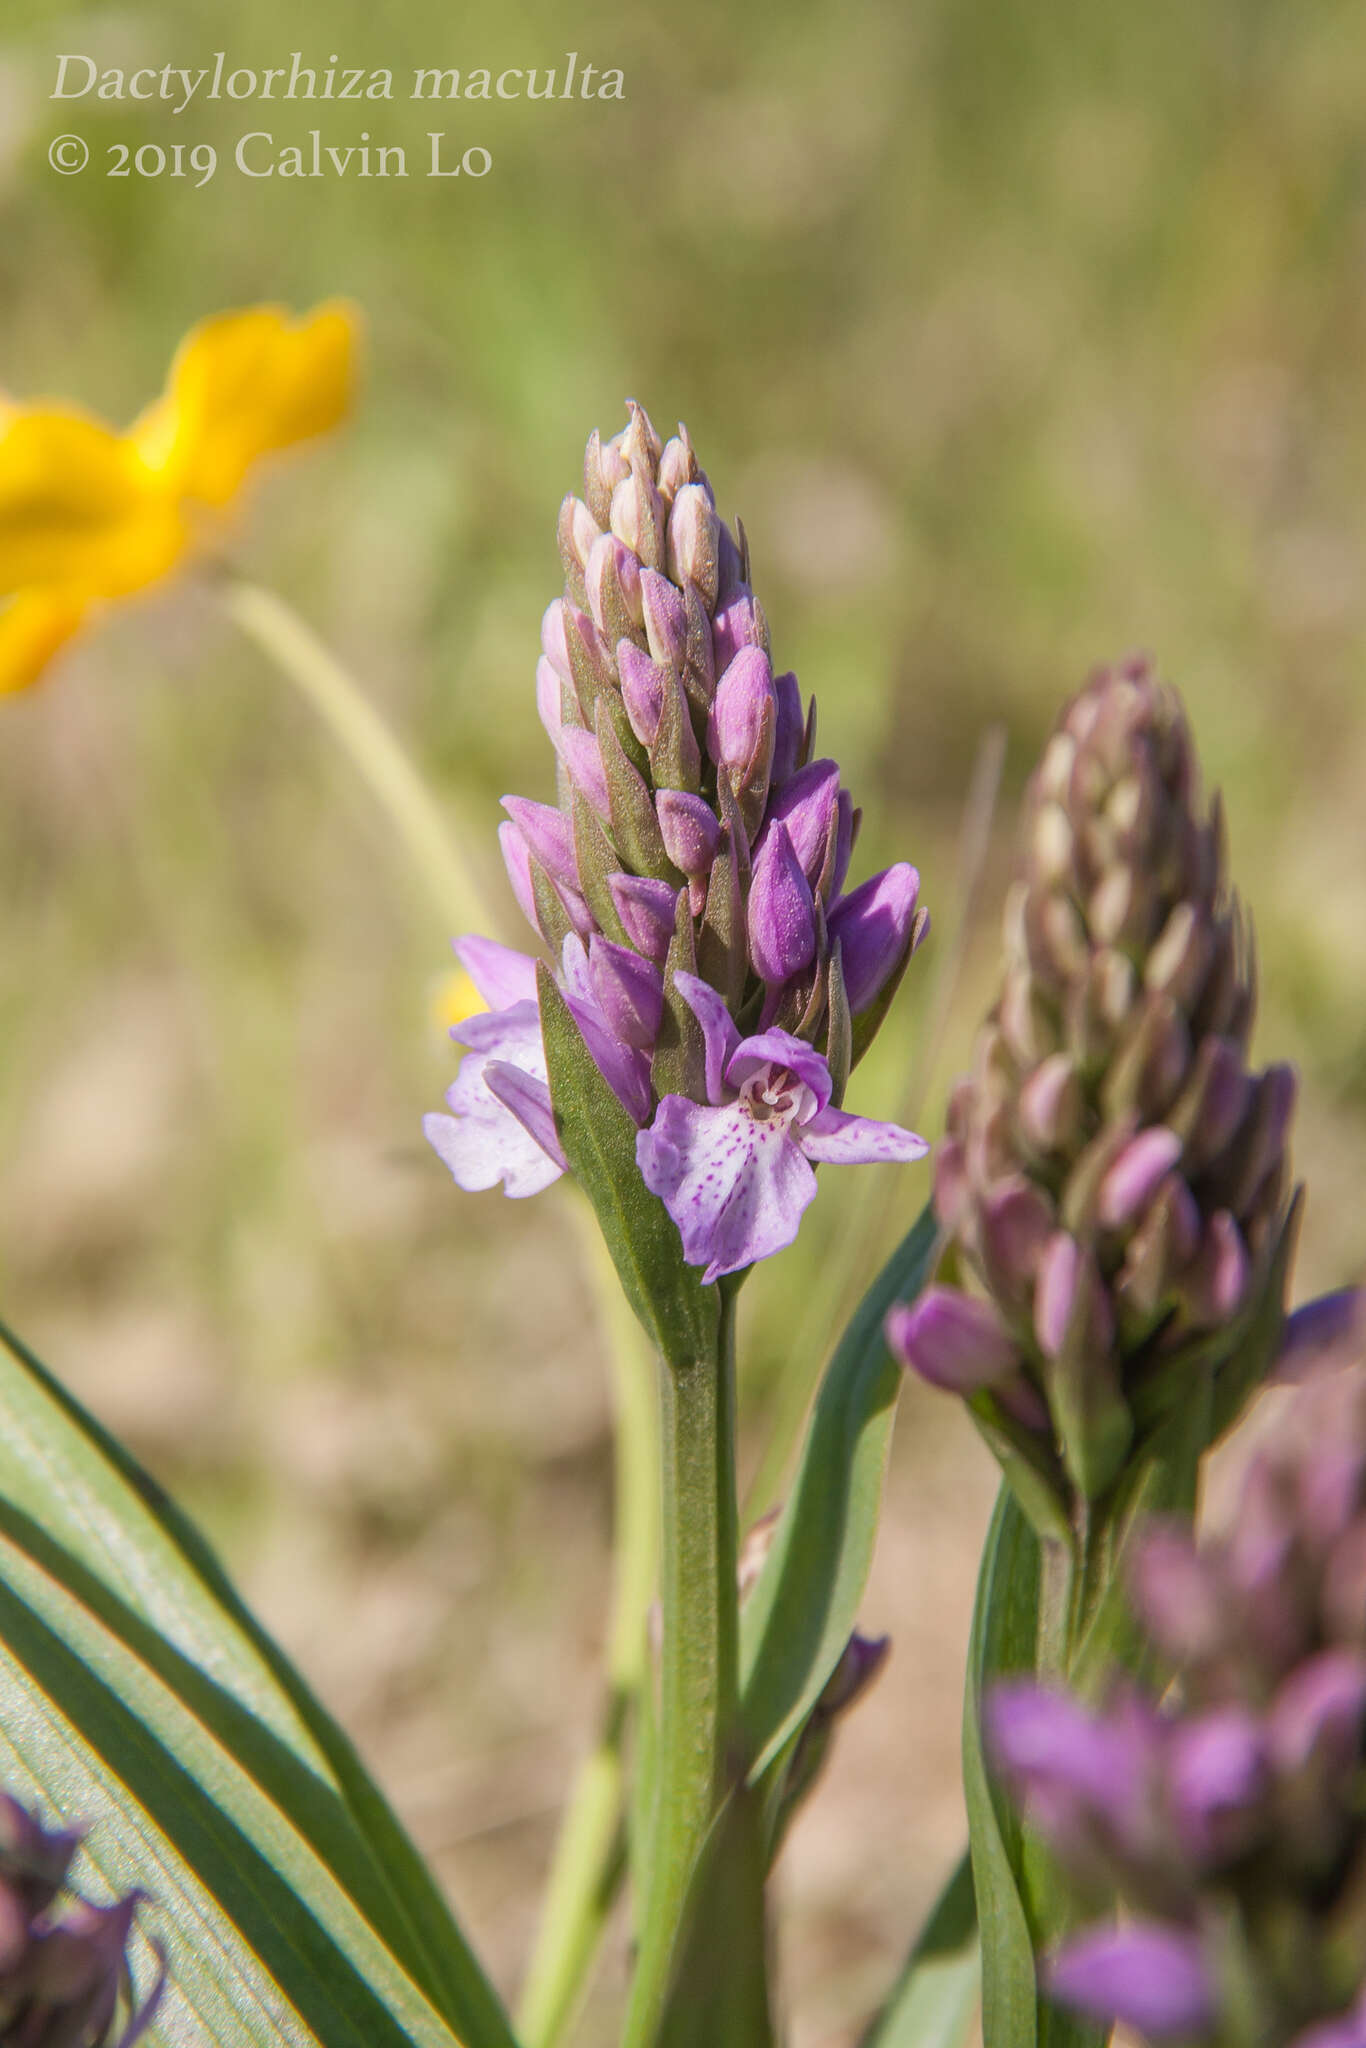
[0, 1316, 517, 2048]
[962, 1486, 1041, 2048]
[963, 1489, 1107, 2048]
[861, 1849, 979, 2048]
[740, 1203, 937, 1777]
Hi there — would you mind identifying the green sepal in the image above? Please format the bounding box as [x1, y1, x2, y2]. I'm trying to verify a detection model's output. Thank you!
[530, 854, 576, 953]
[696, 832, 746, 1013]
[564, 597, 615, 723]
[825, 943, 853, 1112]
[966, 1397, 1073, 1550]
[594, 546, 639, 650]
[680, 586, 716, 728]
[1041, 1319, 1133, 1505]
[571, 791, 630, 945]
[597, 701, 673, 879]
[652, 892, 706, 1103]
[538, 965, 717, 1371]
[1067, 1363, 1213, 1700]
[649, 665, 702, 796]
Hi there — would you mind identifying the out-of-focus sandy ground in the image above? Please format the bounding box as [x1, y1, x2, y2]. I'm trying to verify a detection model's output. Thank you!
[2, 0, 1365, 2038]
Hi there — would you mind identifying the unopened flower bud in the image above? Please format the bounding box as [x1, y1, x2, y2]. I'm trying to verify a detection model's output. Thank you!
[657, 790, 723, 879]
[618, 640, 667, 748]
[666, 482, 720, 603]
[640, 567, 687, 669]
[610, 464, 666, 571]
[712, 591, 768, 671]
[708, 648, 776, 776]
[599, 876, 674, 970]
[827, 864, 924, 1016]
[558, 493, 599, 575]
[748, 822, 817, 983]
[588, 937, 664, 1051]
[657, 426, 705, 502]
[585, 531, 643, 640]
[771, 670, 806, 785]
[887, 1287, 1025, 1396]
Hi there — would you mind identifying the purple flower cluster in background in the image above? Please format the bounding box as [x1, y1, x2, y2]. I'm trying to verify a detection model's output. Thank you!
[427, 405, 930, 1278]
[0, 1792, 163, 2046]
[887, 661, 1297, 1502]
[988, 1322, 1366, 2047]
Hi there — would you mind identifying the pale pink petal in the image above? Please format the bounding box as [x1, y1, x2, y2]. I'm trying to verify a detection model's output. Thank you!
[425, 999, 565, 1198]
[636, 1092, 817, 1283]
[799, 1105, 929, 1165]
[454, 934, 539, 1009]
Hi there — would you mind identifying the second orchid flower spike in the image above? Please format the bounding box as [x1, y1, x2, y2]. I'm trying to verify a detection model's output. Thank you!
[888, 659, 1298, 1521]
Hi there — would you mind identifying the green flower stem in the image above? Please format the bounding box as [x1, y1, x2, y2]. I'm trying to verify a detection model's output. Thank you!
[622, 1283, 742, 2048]
[517, 1212, 658, 2048]
[219, 572, 492, 935]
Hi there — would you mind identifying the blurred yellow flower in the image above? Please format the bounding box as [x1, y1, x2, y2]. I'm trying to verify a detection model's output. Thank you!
[430, 968, 488, 1040]
[0, 301, 359, 695]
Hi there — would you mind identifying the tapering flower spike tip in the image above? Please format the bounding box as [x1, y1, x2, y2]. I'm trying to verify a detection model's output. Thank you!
[889, 658, 1298, 1510]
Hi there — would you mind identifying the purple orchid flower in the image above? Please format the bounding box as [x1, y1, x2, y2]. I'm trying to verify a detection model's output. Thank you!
[1044, 1923, 1217, 2040]
[428, 407, 932, 1275]
[636, 974, 926, 1283]
[424, 933, 659, 1200]
[423, 937, 566, 1199]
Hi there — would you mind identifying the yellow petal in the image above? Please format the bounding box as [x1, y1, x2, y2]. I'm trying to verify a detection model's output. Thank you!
[0, 589, 90, 694]
[131, 300, 361, 508]
[430, 968, 488, 1039]
[0, 408, 186, 601]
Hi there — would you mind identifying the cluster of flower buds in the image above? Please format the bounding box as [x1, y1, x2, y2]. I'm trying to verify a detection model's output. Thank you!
[427, 405, 930, 1280]
[988, 1336, 1366, 2047]
[888, 659, 1296, 1503]
[0, 1791, 163, 2047]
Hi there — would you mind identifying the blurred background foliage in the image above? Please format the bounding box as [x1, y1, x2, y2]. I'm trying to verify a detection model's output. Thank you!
[1, 0, 1364, 2040]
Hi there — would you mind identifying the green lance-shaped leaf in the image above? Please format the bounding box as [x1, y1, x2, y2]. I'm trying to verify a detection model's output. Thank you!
[654, 1782, 775, 2048]
[860, 1849, 980, 2048]
[539, 965, 717, 1371]
[0, 1315, 517, 2048]
[962, 1487, 1043, 2048]
[963, 1489, 1107, 2048]
[739, 1203, 937, 1778]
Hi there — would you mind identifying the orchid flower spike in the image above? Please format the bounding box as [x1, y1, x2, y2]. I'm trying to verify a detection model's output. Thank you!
[427, 404, 930, 1280]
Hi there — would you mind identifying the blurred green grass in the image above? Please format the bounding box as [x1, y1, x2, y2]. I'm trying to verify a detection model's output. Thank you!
[2, 0, 1365, 2040]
